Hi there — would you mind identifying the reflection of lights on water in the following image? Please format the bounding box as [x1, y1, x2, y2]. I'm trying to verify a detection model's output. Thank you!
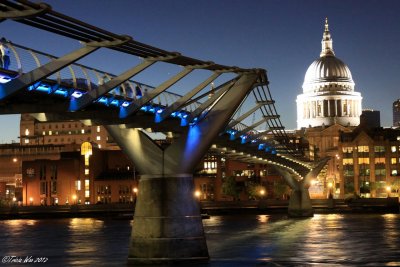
[257, 215, 269, 223]
[69, 218, 104, 231]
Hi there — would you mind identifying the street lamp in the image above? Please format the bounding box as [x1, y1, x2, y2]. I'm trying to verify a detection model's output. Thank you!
[386, 186, 391, 198]
[29, 197, 33, 206]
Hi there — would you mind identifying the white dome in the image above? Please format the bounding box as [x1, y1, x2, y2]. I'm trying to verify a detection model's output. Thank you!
[302, 55, 355, 93]
[296, 18, 363, 129]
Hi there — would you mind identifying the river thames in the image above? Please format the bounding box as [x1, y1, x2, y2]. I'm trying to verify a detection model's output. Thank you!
[1, 213, 400, 266]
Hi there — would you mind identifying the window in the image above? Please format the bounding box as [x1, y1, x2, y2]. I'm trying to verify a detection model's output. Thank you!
[40, 181, 47, 195]
[84, 168, 89, 175]
[374, 146, 385, 153]
[96, 136, 101, 141]
[343, 165, 354, 176]
[51, 181, 57, 194]
[97, 126, 101, 133]
[375, 168, 386, 176]
[375, 157, 385, 164]
[49, 130, 52, 135]
[359, 165, 370, 176]
[343, 158, 353, 165]
[50, 165, 57, 180]
[358, 146, 369, 152]
[391, 170, 398, 176]
[391, 146, 397, 153]
[391, 158, 397, 165]
[81, 129, 85, 134]
[75, 180, 81, 191]
[85, 179, 90, 198]
[358, 158, 370, 164]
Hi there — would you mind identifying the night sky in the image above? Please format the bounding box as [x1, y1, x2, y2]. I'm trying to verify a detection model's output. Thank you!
[0, 0, 399, 143]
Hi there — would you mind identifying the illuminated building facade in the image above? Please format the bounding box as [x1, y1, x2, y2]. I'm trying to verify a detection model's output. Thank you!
[339, 127, 400, 198]
[22, 143, 138, 206]
[19, 114, 117, 149]
[394, 99, 400, 127]
[296, 18, 362, 129]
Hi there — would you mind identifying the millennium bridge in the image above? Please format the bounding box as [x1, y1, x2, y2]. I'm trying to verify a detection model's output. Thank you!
[0, 0, 328, 264]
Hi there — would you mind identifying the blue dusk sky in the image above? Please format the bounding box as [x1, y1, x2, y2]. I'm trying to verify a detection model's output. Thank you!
[0, 0, 399, 143]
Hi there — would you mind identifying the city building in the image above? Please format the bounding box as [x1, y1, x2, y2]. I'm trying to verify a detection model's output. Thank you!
[296, 18, 362, 129]
[394, 99, 400, 127]
[0, 137, 291, 206]
[19, 114, 118, 150]
[294, 18, 365, 198]
[339, 126, 400, 198]
[22, 142, 139, 206]
[361, 109, 381, 128]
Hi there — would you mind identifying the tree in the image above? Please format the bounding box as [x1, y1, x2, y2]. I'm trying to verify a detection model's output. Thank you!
[273, 180, 290, 199]
[222, 176, 240, 200]
[246, 181, 267, 200]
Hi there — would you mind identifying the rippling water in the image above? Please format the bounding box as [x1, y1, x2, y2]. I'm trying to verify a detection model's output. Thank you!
[1, 214, 400, 266]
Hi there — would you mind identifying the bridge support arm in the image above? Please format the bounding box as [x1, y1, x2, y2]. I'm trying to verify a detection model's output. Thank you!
[165, 73, 260, 173]
[275, 167, 314, 217]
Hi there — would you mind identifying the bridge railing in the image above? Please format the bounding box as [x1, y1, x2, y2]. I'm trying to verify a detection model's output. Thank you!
[3, 41, 202, 112]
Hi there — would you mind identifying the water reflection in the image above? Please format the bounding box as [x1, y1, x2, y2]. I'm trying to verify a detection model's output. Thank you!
[0, 214, 399, 266]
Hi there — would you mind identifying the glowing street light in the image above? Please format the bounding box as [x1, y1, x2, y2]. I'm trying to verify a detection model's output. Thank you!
[386, 186, 391, 197]
[194, 190, 201, 199]
[72, 194, 77, 204]
[29, 197, 33, 206]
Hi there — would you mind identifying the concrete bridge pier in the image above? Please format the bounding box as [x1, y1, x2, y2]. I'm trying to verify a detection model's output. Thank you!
[276, 158, 329, 217]
[288, 186, 314, 217]
[106, 73, 260, 265]
[275, 168, 313, 217]
[128, 174, 208, 264]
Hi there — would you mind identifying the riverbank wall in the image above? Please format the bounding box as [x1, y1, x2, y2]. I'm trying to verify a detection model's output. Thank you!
[0, 198, 398, 219]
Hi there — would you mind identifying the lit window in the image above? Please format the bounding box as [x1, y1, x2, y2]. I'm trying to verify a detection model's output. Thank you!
[358, 146, 369, 153]
[391, 158, 397, 165]
[75, 180, 81, 191]
[25, 128, 30, 136]
[343, 158, 353, 165]
[81, 129, 85, 134]
[97, 126, 101, 133]
[98, 144, 101, 149]
[358, 158, 370, 164]
[42, 131, 45, 136]
[49, 130, 52, 135]
[392, 170, 398, 176]
[96, 136, 101, 141]
[85, 169, 89, 175]
[85, 180, 90, 197]
[391, 146, 397, 153]
[24, 139, 29, 144]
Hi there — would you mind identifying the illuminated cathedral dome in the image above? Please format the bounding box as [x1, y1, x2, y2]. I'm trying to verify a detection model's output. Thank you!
[302, 18, 355, 93]
[303, 56, 355, 93]
[296, 18, 362, 129]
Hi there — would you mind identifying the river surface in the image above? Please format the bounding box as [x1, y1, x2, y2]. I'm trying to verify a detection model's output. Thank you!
[1, 214, 400, 266]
